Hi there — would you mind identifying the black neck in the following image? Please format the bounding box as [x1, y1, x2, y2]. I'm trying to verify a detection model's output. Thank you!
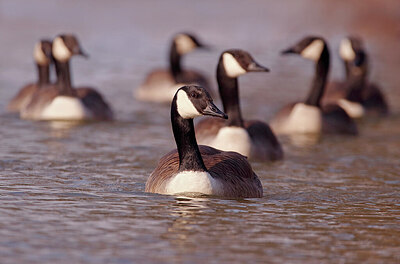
[37, 64, 50, 86]
[344, 60, 351, 80]
[345, 73, 366, 102]
[54, 59, 75, 96]
[217, 60, 244, 127]
[169, 42, 182, 81]
[171, 99, 207, 172]
[305, 45, 330, 107]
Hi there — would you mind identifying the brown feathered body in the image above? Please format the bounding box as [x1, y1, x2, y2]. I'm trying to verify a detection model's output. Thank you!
[7, 83, 39, 112]
[21, 85, 113, 121]
[20, 84, 59, 119]
[145, 145, 263, 198]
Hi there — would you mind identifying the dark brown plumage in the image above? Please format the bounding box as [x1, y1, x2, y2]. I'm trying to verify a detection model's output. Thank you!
[321, 104, 358, 134]
[76, 86, 113, 120]
[145, 145, 263, 198]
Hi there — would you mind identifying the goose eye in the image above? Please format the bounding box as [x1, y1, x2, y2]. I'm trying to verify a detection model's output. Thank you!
[190, 92, 198, 98]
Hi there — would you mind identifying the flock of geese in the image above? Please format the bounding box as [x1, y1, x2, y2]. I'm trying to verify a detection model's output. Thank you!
[7, 33, 389, 198]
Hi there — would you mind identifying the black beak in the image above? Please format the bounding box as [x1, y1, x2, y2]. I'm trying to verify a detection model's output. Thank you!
[281, 47, 296, 55]
[198, 43, 212, 51]
[202, 101, 228, 119]
[78, 48, 89, 58]
[247, 62, 270, 72]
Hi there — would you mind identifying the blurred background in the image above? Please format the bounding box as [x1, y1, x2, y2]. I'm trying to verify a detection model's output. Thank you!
[1, 0, 399, 116]
[0, 1, 399, 264]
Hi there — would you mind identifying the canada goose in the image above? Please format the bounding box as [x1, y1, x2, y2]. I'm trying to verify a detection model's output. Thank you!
[145, 85, 263, 198]
[21, 34, 113, 121]
[270, 36, 358, 135]
[134, 33, 212, 103]
[322, 36, 389, 117]
[195, 50, 283, 161]
[7, 40, 53, 112]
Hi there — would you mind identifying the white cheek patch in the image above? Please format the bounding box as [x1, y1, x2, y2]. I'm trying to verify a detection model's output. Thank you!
[223, 53, 246, 78]
[33, 43, 49, 65]
[301, 39, 324, 61]
[175, 34, 196, 55]
[211, 126, 252, 157]
[165, 171, 222, 195]
[339, 38, 356, 61]
[53, 37, 72, 62]
[176, 90, 201, 119]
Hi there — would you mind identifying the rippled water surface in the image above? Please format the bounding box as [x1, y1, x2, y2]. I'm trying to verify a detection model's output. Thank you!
[1, 0, 400, 263]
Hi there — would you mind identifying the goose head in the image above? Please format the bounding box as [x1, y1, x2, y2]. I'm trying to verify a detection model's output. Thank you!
[282, 36, 327, 62]
[33, 40, 53, 66]
[220, 49, 270, 78]
[52, 34, 88, 62]
[339, 36, 368, 76]
[174, 85, 227, 119]
[173, 33, 208, 55]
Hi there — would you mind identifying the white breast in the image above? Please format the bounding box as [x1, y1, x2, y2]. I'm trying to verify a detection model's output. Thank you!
[40, 96, 92, 121]
[338, 99, 365, 118]
[284, 103, 322, 134]
[165, 171, 222, 195]
[210, 126, 251, 157]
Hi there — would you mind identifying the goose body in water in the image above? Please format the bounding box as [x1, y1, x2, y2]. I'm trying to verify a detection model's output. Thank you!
[21, 34, 113, 121]
[270, 36, 358, 136]
[146, 85, 263, 198]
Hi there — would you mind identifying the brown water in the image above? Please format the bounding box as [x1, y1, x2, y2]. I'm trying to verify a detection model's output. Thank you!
[1, 0, 400, 263]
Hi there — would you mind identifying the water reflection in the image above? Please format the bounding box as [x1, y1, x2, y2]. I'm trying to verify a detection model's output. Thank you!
[287, 133, 321, 147]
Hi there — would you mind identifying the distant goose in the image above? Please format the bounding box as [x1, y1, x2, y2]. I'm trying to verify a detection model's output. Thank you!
[270, 36, 358, 135]
[322, 36, 389, 117]
[7, 40, 53, 112]
[145, 85, 263, 198]
[21, 34, 113, 121]
[135, 33, 212, 103]
[195, 50, 283, 161]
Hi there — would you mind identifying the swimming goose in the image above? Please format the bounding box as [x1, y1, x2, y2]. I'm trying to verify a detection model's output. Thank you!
[21, 34, 113, 121]
[195, 49, 283, 161]
[270, 36, 358, 135]
[145, 85, 263, 198]
[134, 33, 212, 103]
[7, 40, 53, 112]
[322, 36, 389, 117]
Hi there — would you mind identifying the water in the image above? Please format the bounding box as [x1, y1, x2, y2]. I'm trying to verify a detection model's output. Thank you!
[1, 0, 400, 263]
